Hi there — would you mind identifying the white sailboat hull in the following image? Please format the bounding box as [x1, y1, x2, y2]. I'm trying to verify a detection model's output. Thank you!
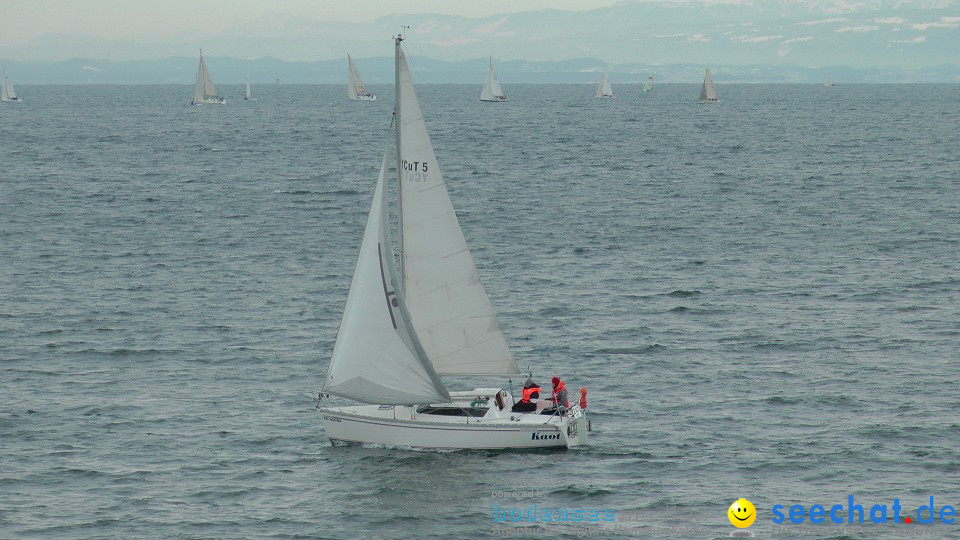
[192, 98, 227, 105]
[319, 390, 588, 450]
[351, 94, 377, 101]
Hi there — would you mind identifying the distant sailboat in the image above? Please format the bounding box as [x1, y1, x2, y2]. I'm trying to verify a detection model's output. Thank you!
[824, 75, 835, 87]
[245, 73, 256, 101]
[347, 54, 376, 101]
[191, 50, 225, 105]
[643, 75, 653, 93]
[480, 56, 508, 102]
[595, 69, 613, 99]
[699, 68, 718, 103]
[1, 70, 21, 103]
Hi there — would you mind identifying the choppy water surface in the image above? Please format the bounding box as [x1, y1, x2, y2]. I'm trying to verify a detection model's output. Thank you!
[2, 82, 959, 539]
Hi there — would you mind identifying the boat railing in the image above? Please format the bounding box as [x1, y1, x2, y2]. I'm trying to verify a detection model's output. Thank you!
[316, 392, 349, 412]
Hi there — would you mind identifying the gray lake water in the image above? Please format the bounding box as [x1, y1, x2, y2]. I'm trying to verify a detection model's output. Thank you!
[2, 82, 959, 539]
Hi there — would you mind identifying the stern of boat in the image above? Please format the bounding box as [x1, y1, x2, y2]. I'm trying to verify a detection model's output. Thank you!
[561, 404, 588, 448]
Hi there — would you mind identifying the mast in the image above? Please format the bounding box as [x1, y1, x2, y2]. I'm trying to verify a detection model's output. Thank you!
[395, 29, 407, 282]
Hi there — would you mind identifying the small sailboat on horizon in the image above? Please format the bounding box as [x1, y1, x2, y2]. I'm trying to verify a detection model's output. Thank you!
[245, 73, 256, 101]
[191, 50, 225, 105]
[2, 69, 21, 103]
[699, 68, 718, 103]
[317, 34, 588, 450]
[595, 69, 614, 99]
[824, 75, 835, 87]
[347, 54, 376, 101]
[643, 75, 653, 93]
[480, 56, 508, 102]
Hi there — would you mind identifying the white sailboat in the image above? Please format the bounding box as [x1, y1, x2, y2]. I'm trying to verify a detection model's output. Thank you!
[1, 70, 21, 103]
[191, 50, 225, 105]
[595, 69, 614, 99]
[643, 75, 653, 93]
[824, 75, 835, 87]
[699, 68, 718, 103]
[480, 56, 508, 102]
[347, 54, 376, 101]
[317, 34, 588, 450]
[244, 73, 256, 101]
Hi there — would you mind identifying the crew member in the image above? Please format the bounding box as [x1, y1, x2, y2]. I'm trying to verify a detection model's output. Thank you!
[541, 376, 569, 415]
[511, 378, 540, 412]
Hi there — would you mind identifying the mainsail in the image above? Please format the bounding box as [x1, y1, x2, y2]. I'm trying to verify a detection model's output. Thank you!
[595, 69, 613, 98]
[1, 70, 16, 101]
[193, 52, 218, 103]
[699, 69, 717, 102]
[347, 55, 370, 99]
[480, 57, 505, 101]
[325, 147, 450, 405]
[397, 47, 519, 376]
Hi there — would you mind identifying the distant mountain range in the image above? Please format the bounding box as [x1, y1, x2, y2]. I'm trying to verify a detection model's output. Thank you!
[1, 56, 957, 85]
[1, 0, 957, 82]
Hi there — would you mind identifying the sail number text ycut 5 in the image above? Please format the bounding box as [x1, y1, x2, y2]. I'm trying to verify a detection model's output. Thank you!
[401, 160, 430, 183]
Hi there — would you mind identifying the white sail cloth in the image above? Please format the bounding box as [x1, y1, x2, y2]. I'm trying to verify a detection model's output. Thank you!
[193, 53, 218, 103]
[397, 48, 518, 376]
[325, 148, 450, 405]
[480, 57, 504, 101]
[325, 43, 520, 406]
[595, 70, 613, 98]
[2, 70, 16, 101]
[700, 69, 717, 102]
[347, 55, 370, 99]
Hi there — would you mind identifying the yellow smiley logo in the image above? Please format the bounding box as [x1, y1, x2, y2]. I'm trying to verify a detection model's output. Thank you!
[727, 498, 757, 528]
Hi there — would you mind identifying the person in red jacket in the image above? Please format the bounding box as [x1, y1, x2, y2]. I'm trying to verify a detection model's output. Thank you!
[511, 378, 541, 412]
[540, 376, 569, 415]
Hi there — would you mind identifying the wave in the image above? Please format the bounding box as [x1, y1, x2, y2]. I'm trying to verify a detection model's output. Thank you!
[593, 344, 666, 355]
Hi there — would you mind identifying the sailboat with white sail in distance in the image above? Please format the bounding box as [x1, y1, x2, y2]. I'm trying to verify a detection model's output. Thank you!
[317, 34, 588, 450]
[1, 69, 21, 103]
[643, 75, 653, 93]
[191, 50, 225, 105]
[244, 73, 256, 101]
[347, 54, 376, 101]
[699, 68, 718, 103]
[480, 56, 508, 102]
[595, 69, 613, 99]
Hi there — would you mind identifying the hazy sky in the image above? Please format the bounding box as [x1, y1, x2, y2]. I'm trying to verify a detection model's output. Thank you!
[2, 0, 957, 69]
[1, 0, 624, 46]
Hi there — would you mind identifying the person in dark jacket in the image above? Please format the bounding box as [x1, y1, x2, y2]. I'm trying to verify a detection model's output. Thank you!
[511, 378, 540, 412]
